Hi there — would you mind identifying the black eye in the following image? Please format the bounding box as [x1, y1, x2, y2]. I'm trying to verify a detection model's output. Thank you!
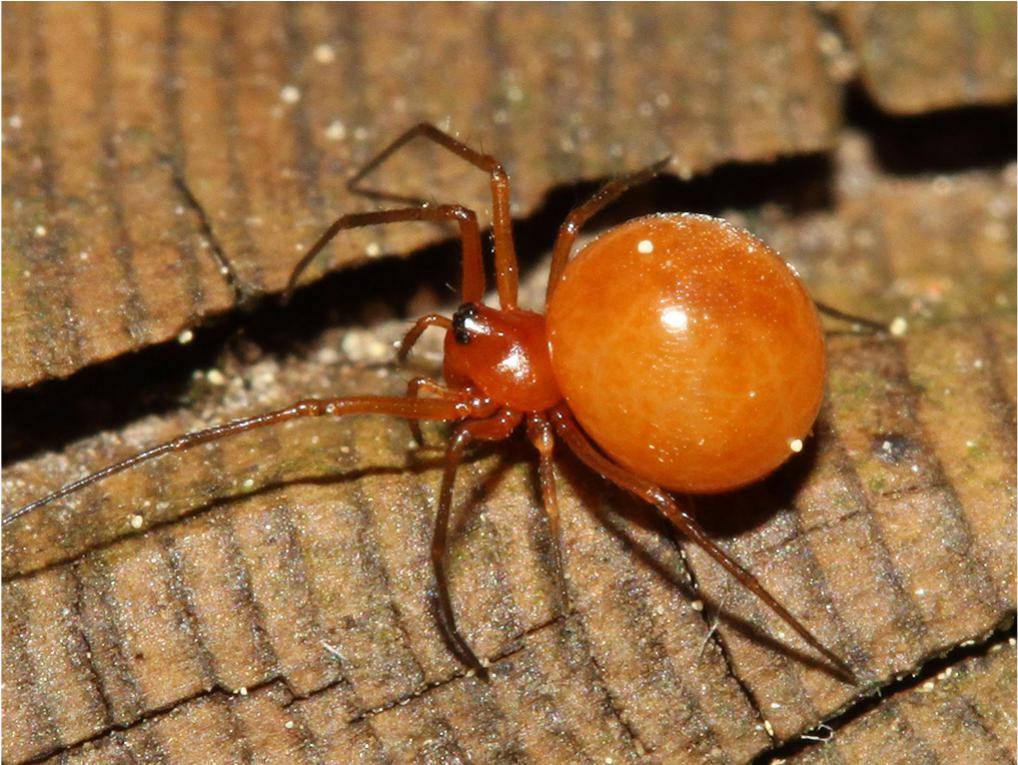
[452, 303, 480, 345]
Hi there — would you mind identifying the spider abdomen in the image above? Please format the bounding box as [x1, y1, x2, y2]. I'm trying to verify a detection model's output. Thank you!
[546, 213, 826, 493]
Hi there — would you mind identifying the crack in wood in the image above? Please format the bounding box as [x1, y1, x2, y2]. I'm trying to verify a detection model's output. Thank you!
[165, 160, 254, 305]
[751, 620, 1017, 763]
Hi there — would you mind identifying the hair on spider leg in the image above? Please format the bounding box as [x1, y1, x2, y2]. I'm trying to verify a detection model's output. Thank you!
[7, 122, 883, 685]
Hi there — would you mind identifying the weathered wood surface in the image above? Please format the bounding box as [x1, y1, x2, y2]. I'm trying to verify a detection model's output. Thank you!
[8, 3, 1013, 389]
[3, 4, 1016, 765]
[837, 3, 1017, 114]
[785, 641, 1016, 764]
[4, 2, 845, 388]
[4, 134, 1014, 762]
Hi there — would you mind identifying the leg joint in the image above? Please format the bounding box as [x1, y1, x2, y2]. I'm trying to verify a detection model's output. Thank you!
[490, 163, 510, 184]
[438, 204, 477, 223]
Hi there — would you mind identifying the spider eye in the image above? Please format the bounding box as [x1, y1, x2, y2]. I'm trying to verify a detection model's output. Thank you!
[452, 303, 482, 345]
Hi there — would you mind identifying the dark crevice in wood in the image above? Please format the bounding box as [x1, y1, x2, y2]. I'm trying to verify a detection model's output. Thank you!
[821, 5, 1017, 175]
[842, 82, 1017, 176]
[7, 98, 1010, 465]
[751, 619, 1017, 764]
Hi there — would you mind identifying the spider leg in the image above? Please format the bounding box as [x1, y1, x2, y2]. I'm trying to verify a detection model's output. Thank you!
[433, 408, 523, 676]
[546, 157, 671, 304]
[283, 205, 485, 304]
[526, 413, 571, 617]
[397, 313, 453, 364]
[814, 300, 888, 333]
[3, 395, 496, 528]
[404, 377, 467, 447]
[548, 405, 856, 683]
[349, 122, 520, 309]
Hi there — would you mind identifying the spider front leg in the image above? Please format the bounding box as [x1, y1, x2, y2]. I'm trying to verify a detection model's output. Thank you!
[433, 407, 523, 676]
[283, 205, 485, 304]
[397, 313, 452, 364]
[404, 377, 466, 447]
[397, 316, 462, 447]
[348, 122, 521, 309]
[2, 396, 490, 529]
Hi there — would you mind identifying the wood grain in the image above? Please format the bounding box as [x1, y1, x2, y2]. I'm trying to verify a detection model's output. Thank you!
[786, 640, 1016, 764]
[3, 3, 842, 388]
[3, 4, 1015, 764]
[837, 3, 1017, 114]
[4, 132, 1015, 763]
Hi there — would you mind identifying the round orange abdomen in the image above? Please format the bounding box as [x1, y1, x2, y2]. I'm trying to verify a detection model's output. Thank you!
[546, 213, 825, 493]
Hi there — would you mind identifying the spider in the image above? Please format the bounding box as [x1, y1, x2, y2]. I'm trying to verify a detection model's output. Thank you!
[6, 123, 877, 680]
